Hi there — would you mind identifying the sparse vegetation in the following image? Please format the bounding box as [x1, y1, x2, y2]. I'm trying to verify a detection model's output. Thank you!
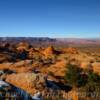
[64, 64, 100, 100]
[0, 38, 100, 100]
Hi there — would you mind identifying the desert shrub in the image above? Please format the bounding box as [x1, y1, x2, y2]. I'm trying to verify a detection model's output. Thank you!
[85, 72, 100, 93]
[64, 64, 83, 87]
[64, 64, 100, 99]
[77, 73, 88, 87]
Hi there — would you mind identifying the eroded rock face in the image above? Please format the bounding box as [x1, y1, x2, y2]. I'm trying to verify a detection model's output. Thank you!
[6, 73, 43, 95]
[42, 46, 56, 56]
[0, 80, 32, 100]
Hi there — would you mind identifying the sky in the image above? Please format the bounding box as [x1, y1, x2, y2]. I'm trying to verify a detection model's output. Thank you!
[0, 0, 100, 38]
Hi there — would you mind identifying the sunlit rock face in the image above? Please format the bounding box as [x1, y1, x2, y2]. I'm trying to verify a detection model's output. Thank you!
[6, 73, 37, 95]
[0, 80, 32, 100]
[42, 46, 56, 57]
[63, 47, 78, 54]
[92, 62, 100, 74]
[17, 42, 29, 51]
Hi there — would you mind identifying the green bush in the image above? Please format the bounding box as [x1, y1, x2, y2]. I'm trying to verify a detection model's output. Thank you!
[64, 64, 83, 87]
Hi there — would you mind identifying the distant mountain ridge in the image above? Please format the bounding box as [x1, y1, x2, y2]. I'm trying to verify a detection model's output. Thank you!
[0, 37, 100, 47]
[56, 38, 100, 45]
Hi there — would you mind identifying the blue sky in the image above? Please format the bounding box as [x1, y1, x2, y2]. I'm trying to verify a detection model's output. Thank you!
[0, 0, 100, 38]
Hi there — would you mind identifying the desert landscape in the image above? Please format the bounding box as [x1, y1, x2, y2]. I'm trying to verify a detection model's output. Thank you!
[0, 37, 100, 100]
[0, 0, 100, 99]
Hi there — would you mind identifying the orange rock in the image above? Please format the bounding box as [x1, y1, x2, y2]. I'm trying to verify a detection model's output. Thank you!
[80, 62, 91, 69]
[17, 42, 29, 51]
[63, 47, 78, 54]
[92, 62, 100, 74]
[6, 73, 37, 95]
[42, 46, 55, 56]
[44, 60, 67, 77]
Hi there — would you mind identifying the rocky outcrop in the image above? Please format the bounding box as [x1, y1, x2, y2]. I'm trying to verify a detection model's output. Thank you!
[17, 42, 29, 51]
[63, 47, 78, 54]
[42, 46, 55, 56]
[6, 73, 42, 95]
[0, 80, 32, 100]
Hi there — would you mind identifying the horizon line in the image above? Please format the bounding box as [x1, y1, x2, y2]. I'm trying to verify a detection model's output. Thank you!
[0, 36, 100, 39]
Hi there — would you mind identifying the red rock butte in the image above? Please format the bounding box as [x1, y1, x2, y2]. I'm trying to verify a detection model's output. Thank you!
[42, 46, 56, 56]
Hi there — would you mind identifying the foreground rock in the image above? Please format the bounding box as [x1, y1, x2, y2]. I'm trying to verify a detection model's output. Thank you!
[0, 80, 32, 100]
[6, 73, 38, 95]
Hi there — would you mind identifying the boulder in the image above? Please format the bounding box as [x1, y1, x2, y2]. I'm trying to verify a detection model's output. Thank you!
[6, 73, 43, 95]
[92, 62, 100, 74]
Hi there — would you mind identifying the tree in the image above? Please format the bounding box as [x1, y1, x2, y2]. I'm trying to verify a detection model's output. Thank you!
[84, 72, 100, 97]
[64, 64, 88, 100]
[64, 64, 100, 100]
[78, 70, 100, 100]
[64, 64, 83, 87]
